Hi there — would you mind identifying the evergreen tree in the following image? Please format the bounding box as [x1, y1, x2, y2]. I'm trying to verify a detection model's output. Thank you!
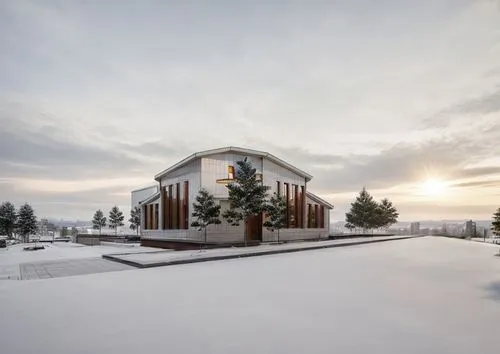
[92, 209, 107, 236]
[222, 158, 270, 246]
[17, 203, 37, 243]
[377, 198, 399, 230]
[108, 206, 125, 235]
[491, 207, 500, 236]
[71, 227, 78, 237]
[61, 226, 68, 237]
[191, 189, 221, 248]
[263, 192, 287, 243]
[345, 187, 379, 233]
[128, 206, 141, 235]
[0, 201, 17, 238]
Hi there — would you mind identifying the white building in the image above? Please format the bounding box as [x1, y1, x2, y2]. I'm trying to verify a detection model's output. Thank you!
[410, 222, 420, 235]
[132, 147, 334, 249]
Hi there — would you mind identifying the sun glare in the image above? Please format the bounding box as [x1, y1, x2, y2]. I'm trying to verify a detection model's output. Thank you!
[421, 179, 446, 197]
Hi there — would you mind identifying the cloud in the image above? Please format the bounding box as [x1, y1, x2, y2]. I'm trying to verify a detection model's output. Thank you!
[1, 0, 499, 221]
[261, 120, 500, 196]
[422, 86, 500, 128]
[450, 179, 500, 188]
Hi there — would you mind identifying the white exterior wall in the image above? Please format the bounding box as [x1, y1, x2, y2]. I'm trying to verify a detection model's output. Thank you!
[262, 158, 306, 194]
[201, 153, 262, 198]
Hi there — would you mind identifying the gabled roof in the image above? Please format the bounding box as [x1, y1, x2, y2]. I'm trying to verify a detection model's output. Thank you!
[306, 192, 334, 209]
[154, 146, 313, 182]
[139, 191, 160, 205]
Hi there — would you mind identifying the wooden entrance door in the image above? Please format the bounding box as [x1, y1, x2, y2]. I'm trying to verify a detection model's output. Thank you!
[246, 213, 262, 242]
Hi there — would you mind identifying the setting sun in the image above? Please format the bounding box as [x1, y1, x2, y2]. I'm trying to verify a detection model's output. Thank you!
[421, 179, 446, 197]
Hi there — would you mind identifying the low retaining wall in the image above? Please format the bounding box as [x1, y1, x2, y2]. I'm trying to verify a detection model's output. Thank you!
[76, 235, 141, 246]
[141, 238, 260, 250]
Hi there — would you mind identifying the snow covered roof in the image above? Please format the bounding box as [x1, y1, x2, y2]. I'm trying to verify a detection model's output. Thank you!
[306, 192, 334, 209]
[154, 146, 313, 182]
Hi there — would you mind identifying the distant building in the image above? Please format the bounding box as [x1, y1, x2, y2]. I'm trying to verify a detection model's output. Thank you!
[410, 222, 420, 235]
[465, 220, 476, 238]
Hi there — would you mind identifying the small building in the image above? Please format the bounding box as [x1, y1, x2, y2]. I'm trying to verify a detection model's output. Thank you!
[410, 222, 420, 235]
[465, 220, 476, 238]
[133, 147, 334, 249]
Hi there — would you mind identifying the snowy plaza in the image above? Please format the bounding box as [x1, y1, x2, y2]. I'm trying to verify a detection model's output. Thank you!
[1, 236, 499, 354]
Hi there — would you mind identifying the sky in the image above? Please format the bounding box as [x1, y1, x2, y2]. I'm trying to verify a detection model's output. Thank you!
[1, 0, 499, 222]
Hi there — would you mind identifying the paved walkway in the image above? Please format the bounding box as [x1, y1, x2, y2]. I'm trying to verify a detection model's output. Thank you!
[20, 258, 133, 280]
[104, 235, 422, 268]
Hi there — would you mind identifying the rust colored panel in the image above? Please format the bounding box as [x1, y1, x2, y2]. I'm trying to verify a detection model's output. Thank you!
[293, 184, 300, 228]
[154, 204, 159, 229]
[315, 205, 319, 228]
[300, 186, 305, 228]
[168, 185, 173, 229]
[307, 204, 312, 228]
[176, 182, 181, 229]
[184, 181, 189, 229]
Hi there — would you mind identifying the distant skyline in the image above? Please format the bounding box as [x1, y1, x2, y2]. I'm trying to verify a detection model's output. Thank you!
[1, 1, 499, 222]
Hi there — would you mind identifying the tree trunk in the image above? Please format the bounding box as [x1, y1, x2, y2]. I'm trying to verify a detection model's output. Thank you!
[277, 229, 280, 244]
[204, 227, 207, 249]
[137, 227, 139, 236]
[115, 226, 117, 236]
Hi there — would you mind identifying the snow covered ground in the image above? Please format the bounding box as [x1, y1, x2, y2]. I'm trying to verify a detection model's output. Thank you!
[0, 242, 162, 280]
[1, 237, 499, 354]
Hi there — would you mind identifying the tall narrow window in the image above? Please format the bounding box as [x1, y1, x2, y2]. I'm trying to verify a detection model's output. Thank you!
[320, 205, 325, 228]
[228, 165, 235, 180]
[277, 181, 281, 196]
[183, 181, 189, 229]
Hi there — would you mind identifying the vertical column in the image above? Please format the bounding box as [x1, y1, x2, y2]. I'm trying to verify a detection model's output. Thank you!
[140, 204, 146, 231]
[152, 204, 156, 230]
[307, 204, 312, 228]
[159, 185, 164, 230]
[167, 185, 173, 229]
[303, 181, 307, 229]
[300, 186, 305, 228]
[285, 183, 290, 228]
[176, 182, 181, 229]
[184, 181, 189, 229]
